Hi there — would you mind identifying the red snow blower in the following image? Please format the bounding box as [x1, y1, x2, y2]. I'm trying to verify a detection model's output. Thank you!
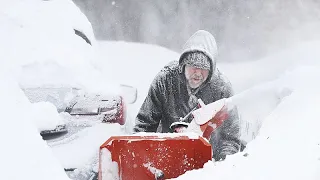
[99, 135, 212, 180]
[98, 98, 229, 180]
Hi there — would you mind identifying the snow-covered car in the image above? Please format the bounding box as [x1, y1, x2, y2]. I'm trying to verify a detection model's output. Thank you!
[23, 86, 76, 113]
[65, 91, 126, 124]
[16, 0, 140, 138]
[23, 84, 137, 134]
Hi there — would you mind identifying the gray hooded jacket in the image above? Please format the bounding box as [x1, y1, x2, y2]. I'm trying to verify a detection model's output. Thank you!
[133, 30, 241, 161]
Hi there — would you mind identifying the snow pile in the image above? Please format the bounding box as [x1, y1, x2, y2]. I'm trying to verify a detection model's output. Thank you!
[172, 41, 320, 180]
[174, 87, 320, 180]
[30, 102, 65, 132]
[0, 74, 70, 180]
[22, 85, 75, 112]
[230, 81, 290, 143]
[3, 0, 117, 96]
[0, 0, 106, 179]
[100, 148, 119, 180]
[20, 62, 81, 89]
[49, 123, 124, 169]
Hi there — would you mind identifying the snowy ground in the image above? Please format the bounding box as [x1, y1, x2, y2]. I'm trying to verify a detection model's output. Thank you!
[2, 0, 320, 180]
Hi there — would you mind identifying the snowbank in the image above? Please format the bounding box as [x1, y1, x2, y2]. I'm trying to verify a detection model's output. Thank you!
[4, 0, 117, 96]
[0, 0, 106, 179]
[174, 86, 320, 180]
[31, 102, 65, 132]
[50, 123, 124, 169]
[0, 74, 70, 179]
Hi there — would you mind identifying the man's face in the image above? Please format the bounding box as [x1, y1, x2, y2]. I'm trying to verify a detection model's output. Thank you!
[184, 65, 209, 88]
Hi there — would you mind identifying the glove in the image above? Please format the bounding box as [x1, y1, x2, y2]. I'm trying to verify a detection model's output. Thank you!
[169, 121, 189, 133]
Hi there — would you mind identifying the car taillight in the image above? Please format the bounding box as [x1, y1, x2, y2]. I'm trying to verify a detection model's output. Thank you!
[101, 96, 126, 125]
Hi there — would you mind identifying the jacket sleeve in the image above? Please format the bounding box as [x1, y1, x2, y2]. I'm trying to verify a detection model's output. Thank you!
[133, 76, 164, 133]
[211, 79, 242, 161]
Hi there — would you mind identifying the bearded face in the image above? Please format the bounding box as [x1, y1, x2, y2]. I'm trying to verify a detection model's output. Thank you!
[184, 65, 209, 88]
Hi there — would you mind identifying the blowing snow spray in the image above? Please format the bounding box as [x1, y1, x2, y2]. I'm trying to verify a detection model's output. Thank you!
[170, 98, 234, 141]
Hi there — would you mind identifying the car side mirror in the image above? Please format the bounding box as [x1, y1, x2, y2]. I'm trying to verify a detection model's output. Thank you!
[119, 84, 138, 104]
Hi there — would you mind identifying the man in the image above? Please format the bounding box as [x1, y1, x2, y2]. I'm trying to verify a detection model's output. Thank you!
[133, 30, 241, 161]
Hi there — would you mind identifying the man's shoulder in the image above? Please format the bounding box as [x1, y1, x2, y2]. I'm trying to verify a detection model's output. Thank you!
[213, 68, 234, 95]
[149, 60, 180, 89]
[208, 69, 233, 90]
[157, 60, 180, 79]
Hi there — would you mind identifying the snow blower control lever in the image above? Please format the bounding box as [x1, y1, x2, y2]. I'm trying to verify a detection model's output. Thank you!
[170, 99, 205, 132]
[143, 163, 165, 180]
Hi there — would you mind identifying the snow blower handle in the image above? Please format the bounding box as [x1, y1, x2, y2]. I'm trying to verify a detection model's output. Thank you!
[178, 98, 204, 122]
[170, 121, 189, 133]
[170, 99, 205, 133]
[155, 170, 165, 180]
[197, 98, 205, 107]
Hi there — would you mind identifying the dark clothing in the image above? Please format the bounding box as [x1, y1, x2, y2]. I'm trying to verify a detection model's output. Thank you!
[133, 30, 241, 161]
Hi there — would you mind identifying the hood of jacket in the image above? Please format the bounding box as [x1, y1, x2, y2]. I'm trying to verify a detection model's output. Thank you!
[179, 30, 218, 82]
